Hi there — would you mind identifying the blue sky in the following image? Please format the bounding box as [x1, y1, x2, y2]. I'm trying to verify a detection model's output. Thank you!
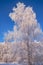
[0, 0, 43, 42]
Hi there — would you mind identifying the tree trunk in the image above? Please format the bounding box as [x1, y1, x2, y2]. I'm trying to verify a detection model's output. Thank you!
[27, 41, 32, 65]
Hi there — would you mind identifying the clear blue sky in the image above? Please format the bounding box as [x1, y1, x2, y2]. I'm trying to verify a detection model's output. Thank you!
[0, 0, 43, 42]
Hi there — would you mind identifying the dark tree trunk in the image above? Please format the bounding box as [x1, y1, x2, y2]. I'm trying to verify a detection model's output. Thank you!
[27, 41, 32, 65]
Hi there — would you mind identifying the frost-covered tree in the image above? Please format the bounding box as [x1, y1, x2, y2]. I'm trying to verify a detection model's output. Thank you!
[0, 2, 43, 65]
[5, 2, 43, 64]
